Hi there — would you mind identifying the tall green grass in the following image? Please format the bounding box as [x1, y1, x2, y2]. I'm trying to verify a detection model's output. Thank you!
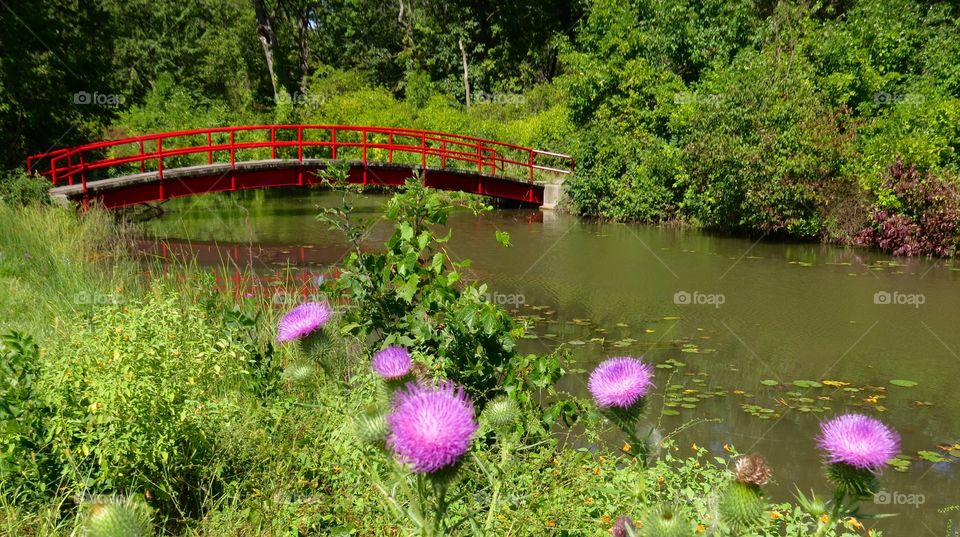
[0, 204, 140, 340]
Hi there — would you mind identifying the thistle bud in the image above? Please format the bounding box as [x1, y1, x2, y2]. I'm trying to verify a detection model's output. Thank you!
[719, 481, 764, 531]
[643, 504, 690, 537]
[483, 397, 518, 431]
[283, 362, 315, 383]
[82, 496, 153, 537]
[356, 412, 388, 446]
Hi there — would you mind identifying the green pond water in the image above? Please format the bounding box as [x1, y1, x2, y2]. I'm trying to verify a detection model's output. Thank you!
[141, 188, 960, 534]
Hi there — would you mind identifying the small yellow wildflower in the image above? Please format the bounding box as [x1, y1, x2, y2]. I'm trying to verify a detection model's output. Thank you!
[846, 517, 863, 530]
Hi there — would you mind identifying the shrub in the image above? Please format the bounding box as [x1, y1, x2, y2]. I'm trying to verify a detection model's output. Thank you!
[0, 169, 51, 206]
[855, 158, 960, 256]
[0, 331, 53, 502]
[567, 128, 681, 221]
[674, 45, 857, 238]
[38, 282, 251, 511]
[324, 177, 521, 406]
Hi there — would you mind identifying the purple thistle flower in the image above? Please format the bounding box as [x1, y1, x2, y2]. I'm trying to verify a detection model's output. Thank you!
[276, 301, 332, 342]
[817, 413, 900, 470]
[386, 382, 478, 473]
[372, 346, 412, 380]
[588, 357, 655, 409]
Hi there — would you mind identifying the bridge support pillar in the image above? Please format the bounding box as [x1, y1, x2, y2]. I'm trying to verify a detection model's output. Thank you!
[541, 181, 564, 210]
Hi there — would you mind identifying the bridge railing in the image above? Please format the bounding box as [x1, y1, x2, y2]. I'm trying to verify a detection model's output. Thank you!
[26, 125, 574, 198]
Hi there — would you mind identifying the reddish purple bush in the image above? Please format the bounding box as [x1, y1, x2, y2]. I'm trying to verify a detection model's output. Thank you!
[855, 158, 960, 257]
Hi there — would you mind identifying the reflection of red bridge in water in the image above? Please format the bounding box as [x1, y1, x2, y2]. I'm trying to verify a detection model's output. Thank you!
[140, 239, 338, 306]
[26, 125, 573, 208]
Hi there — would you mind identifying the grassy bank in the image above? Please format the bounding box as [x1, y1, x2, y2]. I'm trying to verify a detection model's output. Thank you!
[0, 188, 898, 536]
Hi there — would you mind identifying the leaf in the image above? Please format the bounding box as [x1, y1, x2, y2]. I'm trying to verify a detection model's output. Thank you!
[889, 379, 918, 387]
[760, 380, 779, 386]
[822, 380, 850, 387]
[792, 380, 823, 389]
[397, 274, 420, 303]
[339, 322, 361, 335]
[918, 450, 949, 463]
[495, 230, 511, 247]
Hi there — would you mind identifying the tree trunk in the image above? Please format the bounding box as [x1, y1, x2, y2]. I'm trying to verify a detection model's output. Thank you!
[459, 38, 471, 108]
[252, 0, 280, 103]
[398, 0, 415, 66]
[297, 6, 311, 94]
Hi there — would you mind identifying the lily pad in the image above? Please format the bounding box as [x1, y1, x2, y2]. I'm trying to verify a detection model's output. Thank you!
[792, 380, 823, 389]
[889, 379, 918, 388]
[760, 380, 779, 386]
[889, 455, 912, 472]
[918, 450, 949, 463]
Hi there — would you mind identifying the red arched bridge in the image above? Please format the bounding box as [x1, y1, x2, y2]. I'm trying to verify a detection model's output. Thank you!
[26, 125, 574, 209]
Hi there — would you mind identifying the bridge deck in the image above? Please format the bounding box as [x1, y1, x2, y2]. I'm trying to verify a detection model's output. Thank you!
[49, 158, 546, 208]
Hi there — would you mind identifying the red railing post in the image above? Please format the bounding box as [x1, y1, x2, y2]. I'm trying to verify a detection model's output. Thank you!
[139, 140, 145, 173]
[270, 127, 276, 159]
[388, 132, 394, 162]
[51, 156, 58, 185]
[441, 140, 447, 169]
[207, 132, 213, 164]
[331, 128, 337, 160]
[297, 127, 303, 162]
[476, 142, 483, 173]
[157, 138, 165, 200]
[528, 149, 534, 183]
[361, 129, 368, 185]
[79, 153, 88, 208]
[230, 131, 237, 190]
[421, 133, 427, 171]
[297, 127, 304, 185]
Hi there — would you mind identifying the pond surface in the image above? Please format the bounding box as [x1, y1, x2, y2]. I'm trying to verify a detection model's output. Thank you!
[141, 188, 960, 533]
